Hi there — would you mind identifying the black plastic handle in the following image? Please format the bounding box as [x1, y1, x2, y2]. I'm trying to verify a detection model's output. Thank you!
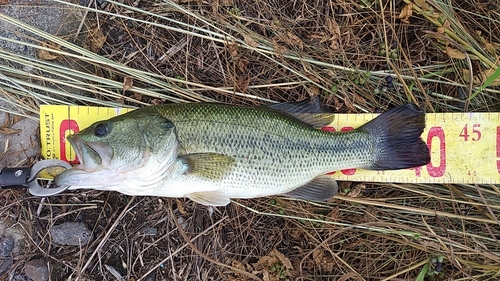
[0, 167, 31, 189]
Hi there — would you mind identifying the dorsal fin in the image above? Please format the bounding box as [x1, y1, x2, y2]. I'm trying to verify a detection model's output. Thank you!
[267, 96, 335, 128]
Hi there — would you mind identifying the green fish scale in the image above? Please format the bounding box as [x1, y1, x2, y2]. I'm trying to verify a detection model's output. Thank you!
[149, 103, 374, 196]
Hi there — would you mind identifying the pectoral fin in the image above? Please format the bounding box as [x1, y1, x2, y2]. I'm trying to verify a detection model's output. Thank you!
[284, 175, 338, 201]
[188, 190, 231, 206]
[179, 153, 235, 180]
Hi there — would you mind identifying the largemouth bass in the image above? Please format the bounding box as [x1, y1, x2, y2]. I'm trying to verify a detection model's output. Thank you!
[54, 99, 430, 206]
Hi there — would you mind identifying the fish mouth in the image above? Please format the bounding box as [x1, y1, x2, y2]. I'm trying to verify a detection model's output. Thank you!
[54, 134, 115, 188]
[67, 134, 113, 172]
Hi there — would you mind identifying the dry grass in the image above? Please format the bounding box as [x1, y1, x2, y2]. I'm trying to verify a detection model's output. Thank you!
[0, 0, 500, 280]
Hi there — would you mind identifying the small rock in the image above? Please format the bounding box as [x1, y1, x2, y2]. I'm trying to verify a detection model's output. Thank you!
[0, 218, 30, 256]
[11, 272, 28, 281]
[0, 256, 13, 276]
[50, 222, 92, 246]
[143, 227, 158, 236]
[0, 237, 14, 257]
[144, 271, 155, 281]
[24, 259, 49, 281]
[177, 217, 188, 230]
[0, 237, 15, 274]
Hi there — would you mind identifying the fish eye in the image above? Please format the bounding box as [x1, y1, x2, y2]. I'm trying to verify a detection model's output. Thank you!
[94, 123, 110, 137]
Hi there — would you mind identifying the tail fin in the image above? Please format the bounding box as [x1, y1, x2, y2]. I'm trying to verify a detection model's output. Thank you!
[360, 104, 430, 170]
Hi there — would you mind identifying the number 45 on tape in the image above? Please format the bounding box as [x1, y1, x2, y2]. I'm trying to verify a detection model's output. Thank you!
[40, 105, 500, 184]
[326, 112, 500, 184]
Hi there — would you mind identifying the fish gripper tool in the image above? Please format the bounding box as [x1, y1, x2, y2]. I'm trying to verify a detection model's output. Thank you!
[0, 159, 71, 197]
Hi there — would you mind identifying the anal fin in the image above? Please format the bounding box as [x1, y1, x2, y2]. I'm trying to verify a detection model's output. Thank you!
[187, 190, 231, 206]
[284, 175, 338, 201]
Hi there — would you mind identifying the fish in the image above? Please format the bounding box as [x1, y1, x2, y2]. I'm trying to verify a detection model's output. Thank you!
[54, 98, 430, 206]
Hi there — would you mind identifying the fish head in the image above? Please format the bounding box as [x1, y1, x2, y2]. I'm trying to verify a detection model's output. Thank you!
[55, 109, 179, 190]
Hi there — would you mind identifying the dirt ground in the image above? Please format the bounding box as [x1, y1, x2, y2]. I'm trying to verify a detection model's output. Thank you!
[0, 0, 499, 280]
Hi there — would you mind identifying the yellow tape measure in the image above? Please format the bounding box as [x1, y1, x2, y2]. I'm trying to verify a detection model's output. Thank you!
[40, 105, 499, 184]
[326, 112, 498, 184]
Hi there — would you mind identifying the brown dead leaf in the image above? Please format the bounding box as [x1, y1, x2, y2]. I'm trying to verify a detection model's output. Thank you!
[343, 94, 356, 112]
[175, 198, 188, 215]
[0, 113, 21, 135]
[284, 32, 303, 50]
[237, 58, 249, 73]
[1, 113, 10, 128]
[329, 39, 340, 50]
[327, 18, 341, 38]
[464, 68, 500, 86]
[88, 25, 107, 53]
[133, 93, 143, 101]
[437, 19, 450, 34]
[12, 115, 24, 124]
[150, 99, 165, 105]
[327, 206, 340, 221]
[172, 0, 202, 3]
[38, 41, 62, 61]
[254, 249, 294, 278]
[444, 46, 466, 59]
[414, 0, 431, 11]
[0, 0, 9, 5]
[0, 127, 21, 135]
[271, 249, 293, 272]
[271, 39, 287, 58]
[236, 74, 250, 93]
[243, 35, 259, 48]
[326, 18, 341, 49]
[307, 85, 320, 95]
[123, 76, 134, 92]
[290, 229, 302, 240]
[346, 183, 365, 197]
[330, 95, 343, 111]
[476, 31, 500, 55]
[232, 260, 246, 271]
[480, 68, 500, 86]
[462, 69, 473, 84]
[306, 74, 321, 83]
[484, 42, 497, 56]
[229, 259, 249, 280]
[397, 3, 413, 23]
[227, 40, 239, 59]
[312, 248, 335, 272]
[353, 93, 368, 107]
[419, 240, 441, 251]
[339, 181, 353, 194]
[363, 205, 379, 223]
[415, 0, 427, 7]
[308, 32, 326, 41]
[218, 0, 234, 5]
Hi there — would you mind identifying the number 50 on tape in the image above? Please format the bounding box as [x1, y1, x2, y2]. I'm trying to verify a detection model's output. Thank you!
[40, 105, 500, 184]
